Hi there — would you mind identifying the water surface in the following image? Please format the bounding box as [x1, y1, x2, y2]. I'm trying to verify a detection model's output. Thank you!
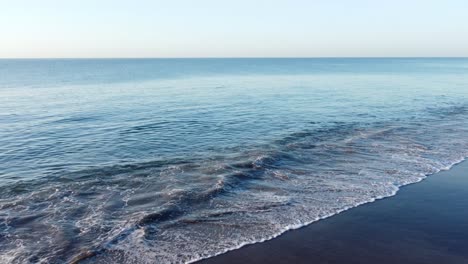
[0, 58, 467, 263]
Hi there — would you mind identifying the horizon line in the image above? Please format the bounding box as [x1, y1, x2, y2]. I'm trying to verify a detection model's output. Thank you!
[1, 56, 468, 60]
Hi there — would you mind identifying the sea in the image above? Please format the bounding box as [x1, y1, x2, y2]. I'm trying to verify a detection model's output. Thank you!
[0, 58, 467, 263]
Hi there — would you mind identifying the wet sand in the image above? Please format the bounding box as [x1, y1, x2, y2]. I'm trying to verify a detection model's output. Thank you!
[199, 160, 468, 264]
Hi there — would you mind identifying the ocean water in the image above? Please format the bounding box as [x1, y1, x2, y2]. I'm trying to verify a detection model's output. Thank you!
[0, 58, 467, 263]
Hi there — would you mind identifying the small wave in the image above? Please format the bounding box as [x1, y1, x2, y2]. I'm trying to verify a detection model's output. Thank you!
[1, 109, 468, 263]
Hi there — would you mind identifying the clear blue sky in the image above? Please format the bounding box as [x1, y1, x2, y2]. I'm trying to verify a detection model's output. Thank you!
[1, 0, 467, 58]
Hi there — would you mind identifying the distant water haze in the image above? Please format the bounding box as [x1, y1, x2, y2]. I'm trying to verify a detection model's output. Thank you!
[1, 0, 468, 58]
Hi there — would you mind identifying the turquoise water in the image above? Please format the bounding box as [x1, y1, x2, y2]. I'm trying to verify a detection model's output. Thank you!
[0, 58, 467, 263]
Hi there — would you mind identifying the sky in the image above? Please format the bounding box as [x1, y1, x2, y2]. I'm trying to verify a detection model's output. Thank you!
[1, 0, 468, 58]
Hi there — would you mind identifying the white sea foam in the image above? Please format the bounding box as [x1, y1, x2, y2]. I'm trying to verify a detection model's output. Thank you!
[184, 158, 466, 264]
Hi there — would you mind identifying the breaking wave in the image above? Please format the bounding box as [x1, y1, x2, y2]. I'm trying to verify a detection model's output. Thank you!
[1, 104, 467, 264]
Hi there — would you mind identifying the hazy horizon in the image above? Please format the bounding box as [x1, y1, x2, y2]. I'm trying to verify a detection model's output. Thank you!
[2, 56, 468, 59]
[1, 0, 468, 58]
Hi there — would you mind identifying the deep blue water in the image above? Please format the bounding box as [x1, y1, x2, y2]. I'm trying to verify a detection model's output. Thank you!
[0, 58, 467, 263]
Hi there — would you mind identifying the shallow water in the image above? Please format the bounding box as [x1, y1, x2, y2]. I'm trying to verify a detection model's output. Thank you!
[0, 58, 467, 263]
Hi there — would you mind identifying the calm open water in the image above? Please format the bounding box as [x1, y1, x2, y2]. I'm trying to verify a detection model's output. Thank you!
[0, 58, 467, 263]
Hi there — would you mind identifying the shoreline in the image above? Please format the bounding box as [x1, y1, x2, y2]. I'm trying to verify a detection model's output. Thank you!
[198, 160, 468, 264]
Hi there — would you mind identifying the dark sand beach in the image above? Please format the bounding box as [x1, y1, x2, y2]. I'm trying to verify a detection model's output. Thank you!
[200, 160, 468, 264]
